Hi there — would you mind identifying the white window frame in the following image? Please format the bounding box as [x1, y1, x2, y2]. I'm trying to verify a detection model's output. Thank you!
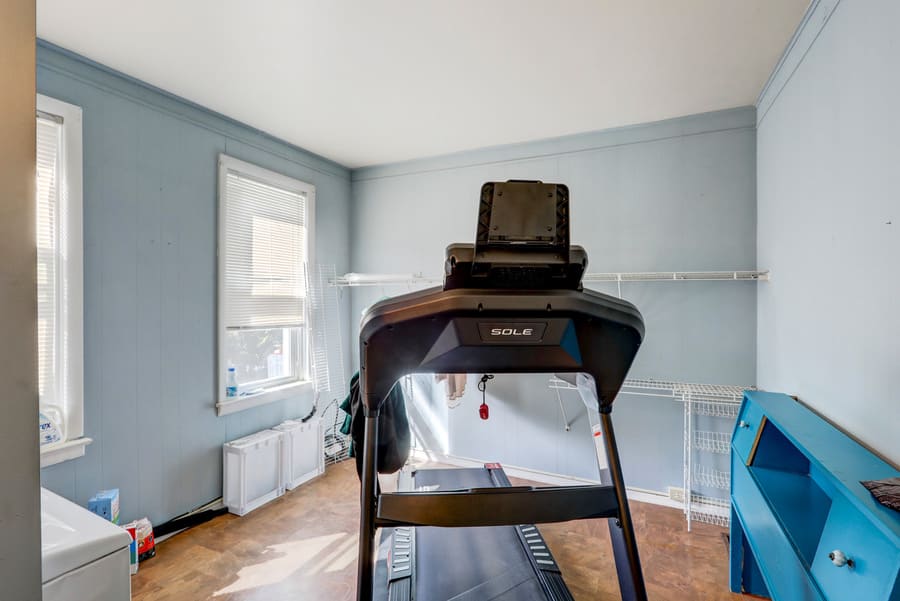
[216, 155, 316, 416]
[36, 94, 89, 467]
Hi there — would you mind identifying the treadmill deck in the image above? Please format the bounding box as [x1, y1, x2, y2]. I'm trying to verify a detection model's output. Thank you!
[378, 466, 574, 601]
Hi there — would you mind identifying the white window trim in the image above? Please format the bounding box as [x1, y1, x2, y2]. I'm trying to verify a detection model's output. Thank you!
[37, 94, 88, 466]
[41, 437, 93, 468]
[216, 154, 316, 416]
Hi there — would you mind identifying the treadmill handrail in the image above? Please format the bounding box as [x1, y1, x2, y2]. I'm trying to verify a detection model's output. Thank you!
[375, 484, 620, 528]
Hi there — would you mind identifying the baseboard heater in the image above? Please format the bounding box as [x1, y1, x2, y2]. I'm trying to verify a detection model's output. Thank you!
[223, 417, 324, 516]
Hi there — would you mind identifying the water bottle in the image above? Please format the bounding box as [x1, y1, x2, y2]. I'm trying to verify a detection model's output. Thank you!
[226, 367, 238, 397]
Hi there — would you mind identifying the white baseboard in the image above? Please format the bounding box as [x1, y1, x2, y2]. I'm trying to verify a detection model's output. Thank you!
[623, 486, 683, 510]
[408, 449, 683, 511]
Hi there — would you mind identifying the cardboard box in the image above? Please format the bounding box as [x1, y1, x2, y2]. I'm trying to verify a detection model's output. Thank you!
[88, 489, 120, 524]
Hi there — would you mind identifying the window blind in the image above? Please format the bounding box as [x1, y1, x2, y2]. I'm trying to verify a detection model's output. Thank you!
[223, 171, 308, 330]
[36, 114, 62, 404]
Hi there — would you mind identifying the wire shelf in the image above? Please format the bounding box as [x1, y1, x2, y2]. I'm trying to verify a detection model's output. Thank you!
[549, 377, 749, 404]
[691, 400, 741, 418]
[547, 377, 578, 390]
[691, 509, 730, 527]
[584, 270, 769, 283]
[679, 383, 746, 403]
[693, 465, 731, 490]
[693, 431, 731, 455]
[690, 493, 729, 508]
[331, 270, 770, 287]
[622, 379, 683, 396]
[330, 272, 438, 287]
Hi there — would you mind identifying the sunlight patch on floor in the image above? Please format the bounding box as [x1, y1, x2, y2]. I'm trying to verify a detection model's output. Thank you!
[213, 531, 355, 596]
[308, 533, 359, 575]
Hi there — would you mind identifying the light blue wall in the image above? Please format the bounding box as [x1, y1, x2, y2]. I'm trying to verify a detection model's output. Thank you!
[350, 108, 758, 491]
[756, 0, 900, 466]
[37, 41, 352, 526]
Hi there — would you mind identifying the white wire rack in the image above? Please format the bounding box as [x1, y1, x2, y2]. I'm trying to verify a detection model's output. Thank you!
[548, 375, 748, 531]
[689, 494, 731, 527]
[330, 272, 438, 287]
[549, 377, 745, 403]
[693, 465, 731, 490]
[693, 512, 730, 527]
[693, 431, 732, 455]
[583, 271, 769, 283]
[330, 270, 770, 287]
[547, 377, 578, 390]
[682, 386, 745, 531]
[690, 400, 741, 418]
[309, 264, 350, 466]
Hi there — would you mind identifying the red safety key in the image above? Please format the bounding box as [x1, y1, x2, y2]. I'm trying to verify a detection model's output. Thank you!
[479, 402, 489, 420]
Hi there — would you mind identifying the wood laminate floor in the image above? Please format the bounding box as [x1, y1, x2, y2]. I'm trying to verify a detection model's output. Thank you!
[132, 460, 742, 600]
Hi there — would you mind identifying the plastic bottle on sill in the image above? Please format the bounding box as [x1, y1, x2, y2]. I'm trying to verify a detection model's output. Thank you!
[226, 367, 238, 397]
[39, 405, 65, 446]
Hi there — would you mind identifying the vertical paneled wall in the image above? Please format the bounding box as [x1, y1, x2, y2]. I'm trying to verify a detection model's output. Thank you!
[350, 108, 758, 492]
[37, 42, 352, 526]
[757, 0, 900, 466]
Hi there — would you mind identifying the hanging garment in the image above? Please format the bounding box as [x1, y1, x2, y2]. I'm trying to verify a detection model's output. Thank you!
[343, 372, 411, 478]
[435, 373, 467, 402]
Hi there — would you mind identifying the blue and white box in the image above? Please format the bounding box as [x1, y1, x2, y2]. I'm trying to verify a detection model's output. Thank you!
[88, 489, 120, 524]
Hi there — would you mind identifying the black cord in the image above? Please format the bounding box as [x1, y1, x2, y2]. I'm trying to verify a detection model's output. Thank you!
[299, 397, 318, 422]
[477, 374, 494, 399]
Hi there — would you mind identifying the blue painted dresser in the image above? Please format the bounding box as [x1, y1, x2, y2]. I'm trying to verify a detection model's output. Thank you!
[729, 391, 900, 600]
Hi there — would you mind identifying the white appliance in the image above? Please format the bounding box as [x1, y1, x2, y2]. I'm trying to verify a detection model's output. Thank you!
[41, 488, 132, 601]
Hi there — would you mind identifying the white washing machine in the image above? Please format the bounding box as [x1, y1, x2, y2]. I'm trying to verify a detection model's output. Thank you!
[41, 488, 132, 601]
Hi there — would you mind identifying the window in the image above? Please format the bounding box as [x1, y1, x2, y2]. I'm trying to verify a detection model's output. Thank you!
[217, 155, 315, 415]
[36, 95, 87, 466]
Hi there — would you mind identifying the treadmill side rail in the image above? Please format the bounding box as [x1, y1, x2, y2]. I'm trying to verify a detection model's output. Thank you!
[375, 484, 619, 528]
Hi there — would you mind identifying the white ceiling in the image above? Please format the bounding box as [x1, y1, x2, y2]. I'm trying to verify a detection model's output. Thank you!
[37, 1, 809, 168]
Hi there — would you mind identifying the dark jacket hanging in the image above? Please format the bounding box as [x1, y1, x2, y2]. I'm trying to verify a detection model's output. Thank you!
[342, 372, 410, 478]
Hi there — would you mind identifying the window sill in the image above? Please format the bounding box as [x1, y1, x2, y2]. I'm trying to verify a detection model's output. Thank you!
[40, 437, 93, 468]
[216, 380, 314, 416]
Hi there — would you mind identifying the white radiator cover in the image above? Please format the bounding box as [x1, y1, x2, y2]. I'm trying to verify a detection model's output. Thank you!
[274, 418, 324, 490]
[223, 429, 285, 516]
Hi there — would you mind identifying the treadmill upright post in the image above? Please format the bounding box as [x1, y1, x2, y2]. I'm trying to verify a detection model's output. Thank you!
[356, 412, 379, 601]
[600, 410, 648, 601]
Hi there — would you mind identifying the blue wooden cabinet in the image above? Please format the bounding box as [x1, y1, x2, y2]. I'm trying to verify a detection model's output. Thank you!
[729, 391, 900, 601]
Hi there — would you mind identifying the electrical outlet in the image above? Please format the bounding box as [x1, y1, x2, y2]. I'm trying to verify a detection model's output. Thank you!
[667, 486, 685, 503]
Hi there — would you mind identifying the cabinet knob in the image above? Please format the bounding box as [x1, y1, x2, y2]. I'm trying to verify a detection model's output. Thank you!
[828, 550, 854, 568]
[738, 420, 750, 429]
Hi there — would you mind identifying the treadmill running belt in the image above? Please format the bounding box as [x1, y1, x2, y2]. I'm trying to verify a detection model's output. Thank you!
[385, 468, 572, 601]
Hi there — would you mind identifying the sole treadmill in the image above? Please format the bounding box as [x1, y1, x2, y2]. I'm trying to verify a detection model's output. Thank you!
[380, 465, 573, 601]
[355, 181, 649, 601]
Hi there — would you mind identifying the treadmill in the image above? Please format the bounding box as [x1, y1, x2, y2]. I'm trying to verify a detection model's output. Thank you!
[355, 180, 648, 601]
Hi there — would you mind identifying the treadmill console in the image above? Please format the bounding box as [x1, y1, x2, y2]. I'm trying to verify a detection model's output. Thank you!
[443, 180, 587, 290]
